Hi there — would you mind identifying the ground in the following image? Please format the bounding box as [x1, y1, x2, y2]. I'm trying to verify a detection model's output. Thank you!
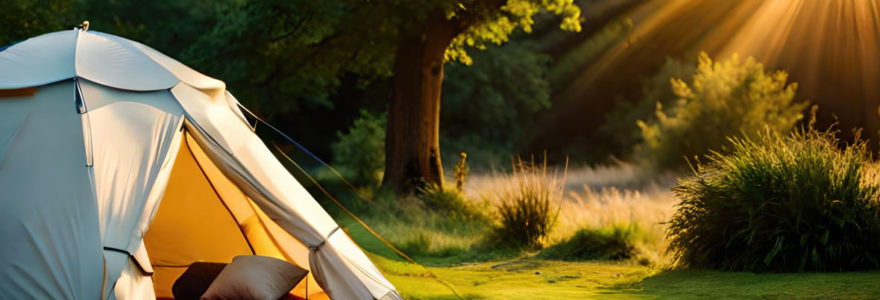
[370, 255, 880, 299]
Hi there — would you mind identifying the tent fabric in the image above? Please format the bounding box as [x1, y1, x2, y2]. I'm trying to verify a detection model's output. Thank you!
[77, 79, 187, 299]
[176, 83, 398, 299]
[0, 31, 77, 89]
[0, 29, 400, 300]
[75, 31, 178, 91]
[0, 30, 180, 91]
[0, 81, 104, 299]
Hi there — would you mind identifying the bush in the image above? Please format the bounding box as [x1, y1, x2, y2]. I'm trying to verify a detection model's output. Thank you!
[488, 158, 564, 249]
[667, 125, 880, 272]
[540, 225, 639, 261]
[638, 52, 807, 170]
[331, 110, 386, 188]
[417, 184, 485, 222]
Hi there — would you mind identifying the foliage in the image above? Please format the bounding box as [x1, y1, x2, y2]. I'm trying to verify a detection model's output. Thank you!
[637, 52, 807, 170]
[176, 0, 367, 118]
[667, 125, 880, 272]
[540, 224, 638, 261]
[81, 0, 230, 57]
[331, 110, 386, 188]
[596, 56, 696, 158]
[441, 40, 551, 168]
[487, 158, 563, 249]
[0, 0, 79, 46]
[417, 183, 485, 221]
[444, 0, 582, 65]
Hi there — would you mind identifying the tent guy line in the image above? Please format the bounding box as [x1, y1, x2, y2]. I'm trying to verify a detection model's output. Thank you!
[237, 103, 379, 206]
[271, 142, 466, 300]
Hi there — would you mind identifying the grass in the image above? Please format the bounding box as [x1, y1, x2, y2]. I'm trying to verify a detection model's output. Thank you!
[370, 254, 880, 299]
[668, 126, 880, 271]
[325, 162, 880, 298]
[538, 225, 640, 262]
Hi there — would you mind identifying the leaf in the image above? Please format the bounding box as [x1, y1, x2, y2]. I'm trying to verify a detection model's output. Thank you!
[764, 235, 785, 266]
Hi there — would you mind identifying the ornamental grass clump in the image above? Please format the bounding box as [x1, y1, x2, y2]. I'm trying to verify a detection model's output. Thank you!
[488, 157, 565, 249]
[667, 124, 880, 272]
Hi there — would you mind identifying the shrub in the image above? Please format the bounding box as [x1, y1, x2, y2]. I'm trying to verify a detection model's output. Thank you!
[667, 125, 880, 272]
[540, 224, 639, 261]
[417, 183, 485, 222]
[487, 158, 564, 249]
[331, 110, 386, 188]
[638, 52, 807, 170]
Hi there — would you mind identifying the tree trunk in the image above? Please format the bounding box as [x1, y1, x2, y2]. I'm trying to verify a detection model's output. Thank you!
[383, 13, 457, 192]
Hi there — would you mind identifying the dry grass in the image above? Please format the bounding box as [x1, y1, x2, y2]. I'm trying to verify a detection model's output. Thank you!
[557, 184, 677, 265]
[467, 162, 679, 265]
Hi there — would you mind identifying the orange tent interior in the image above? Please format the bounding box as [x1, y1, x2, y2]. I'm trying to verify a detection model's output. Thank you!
[143, 132, 328, 299]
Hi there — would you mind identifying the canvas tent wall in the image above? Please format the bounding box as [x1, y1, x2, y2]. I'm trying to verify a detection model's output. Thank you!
[0, 29, 400, 300]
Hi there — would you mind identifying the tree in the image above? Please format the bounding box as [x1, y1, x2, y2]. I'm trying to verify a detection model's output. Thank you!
[382, 0, 581, 191]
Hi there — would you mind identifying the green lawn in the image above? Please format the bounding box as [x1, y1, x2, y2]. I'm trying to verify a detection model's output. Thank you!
[337, 192, 880, 300]
[370, 255, 880, 299]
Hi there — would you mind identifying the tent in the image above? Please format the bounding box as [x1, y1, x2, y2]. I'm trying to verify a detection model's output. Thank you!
[0, 29, 401, 300]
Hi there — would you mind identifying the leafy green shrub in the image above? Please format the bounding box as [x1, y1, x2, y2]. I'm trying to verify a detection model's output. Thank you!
[667, 125, 880, 272]
[488, 159, 563, 249]
[638, 52, 807, 170]
[540, 225, 639, 261]
[417, 184, 485, 221]
[331, 110, 386, 188]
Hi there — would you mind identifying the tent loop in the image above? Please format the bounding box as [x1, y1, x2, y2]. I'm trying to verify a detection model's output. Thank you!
[309, 226, 341, 251]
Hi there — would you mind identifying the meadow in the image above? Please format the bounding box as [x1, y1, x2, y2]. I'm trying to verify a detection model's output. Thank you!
[332, 162, 880, 299]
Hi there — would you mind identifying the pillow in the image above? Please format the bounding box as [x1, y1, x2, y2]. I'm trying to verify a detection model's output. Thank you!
[200, 256, 308, 300]
[172, 262, 228, 300]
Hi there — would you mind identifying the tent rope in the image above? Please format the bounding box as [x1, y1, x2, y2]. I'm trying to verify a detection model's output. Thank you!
[236, 103, 376, 206]
[236, 103, 463, 299]
[271, 143, 464, 300]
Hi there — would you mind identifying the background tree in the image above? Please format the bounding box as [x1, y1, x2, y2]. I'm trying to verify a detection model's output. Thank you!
[382, 0, 581, 191]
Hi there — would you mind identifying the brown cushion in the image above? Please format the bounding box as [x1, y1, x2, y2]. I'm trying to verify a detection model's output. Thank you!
[171, 262, 228, 300]
[200, 256, 308, 300]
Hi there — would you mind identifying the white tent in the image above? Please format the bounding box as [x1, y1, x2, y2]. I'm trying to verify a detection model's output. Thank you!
[0, 29, 401, 300]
